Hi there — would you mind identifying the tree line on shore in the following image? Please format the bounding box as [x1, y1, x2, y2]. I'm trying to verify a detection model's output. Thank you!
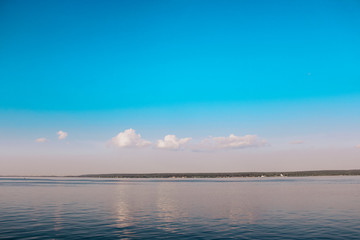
[77, 169, 360, 178]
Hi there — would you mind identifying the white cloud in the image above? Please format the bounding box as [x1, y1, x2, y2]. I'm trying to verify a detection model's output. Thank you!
[109, 129, 266, 151]
[57, 130, 68, 140]
[290, 140, 304, 144]
[111, 128, 152, 148]
[156, 135, 192, 150]
[195, 134, 267, 151]
[35, 138, 47, 143]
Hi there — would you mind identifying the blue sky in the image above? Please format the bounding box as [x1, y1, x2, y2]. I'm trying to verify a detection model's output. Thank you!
[1, 0, 360, 175]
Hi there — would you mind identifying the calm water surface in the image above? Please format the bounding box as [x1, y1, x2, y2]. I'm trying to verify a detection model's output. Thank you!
[1, 176, 360, 239]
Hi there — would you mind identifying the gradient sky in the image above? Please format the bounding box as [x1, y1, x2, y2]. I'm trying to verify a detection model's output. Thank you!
[1, 0, 360, 175]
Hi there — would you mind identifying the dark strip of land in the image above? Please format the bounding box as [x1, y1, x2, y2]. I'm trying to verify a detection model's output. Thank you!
[78, 169, 360, 178]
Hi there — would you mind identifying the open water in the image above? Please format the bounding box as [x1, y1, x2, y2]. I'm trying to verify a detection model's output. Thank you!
[0, 176, 360, 239]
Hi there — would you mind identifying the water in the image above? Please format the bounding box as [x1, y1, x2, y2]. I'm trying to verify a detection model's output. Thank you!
[1, 177, 360, 239]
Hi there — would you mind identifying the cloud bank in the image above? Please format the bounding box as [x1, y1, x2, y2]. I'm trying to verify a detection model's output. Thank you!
[290, 140, 304, 145]
[35, 138, 47, 143]
[356, 144, 360, 149]
[195, 134, 267, 151]
[156, 135, 192, 150]
[57, 130, 68, 140]
[110, 129, 267, 151]
[112, 128, 152, 148]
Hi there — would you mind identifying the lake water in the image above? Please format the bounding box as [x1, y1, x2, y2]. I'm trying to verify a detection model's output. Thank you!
[1, 177, 360, 239]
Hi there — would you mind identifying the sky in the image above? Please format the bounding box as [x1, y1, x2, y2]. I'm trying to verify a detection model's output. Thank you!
[1, 0, 360, 175]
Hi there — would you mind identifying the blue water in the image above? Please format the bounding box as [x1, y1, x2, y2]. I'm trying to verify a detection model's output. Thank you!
[1, 177, 360, 239]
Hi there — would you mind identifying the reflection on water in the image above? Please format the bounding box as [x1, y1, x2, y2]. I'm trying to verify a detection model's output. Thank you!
[1, 177, 360, 239]
[53, 205, 64, 232]
[115, 184, 132, 229]
[156, 182, 189, 233]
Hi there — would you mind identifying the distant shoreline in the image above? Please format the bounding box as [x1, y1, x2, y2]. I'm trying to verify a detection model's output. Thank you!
[75, 169, 360, 178]
[2, 169, 360, 178]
